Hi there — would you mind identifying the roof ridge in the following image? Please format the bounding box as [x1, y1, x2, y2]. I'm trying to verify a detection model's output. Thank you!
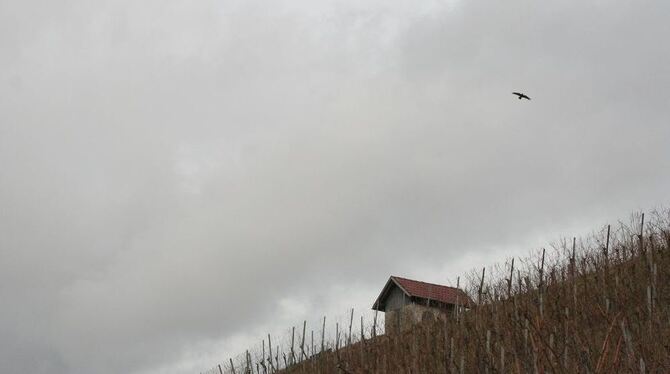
[391, 275, 462, 291]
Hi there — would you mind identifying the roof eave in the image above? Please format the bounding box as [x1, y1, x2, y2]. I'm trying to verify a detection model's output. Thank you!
[371, 276, 411, 311]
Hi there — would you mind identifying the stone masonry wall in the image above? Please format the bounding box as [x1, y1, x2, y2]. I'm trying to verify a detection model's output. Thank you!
[384, 303, 449, 335]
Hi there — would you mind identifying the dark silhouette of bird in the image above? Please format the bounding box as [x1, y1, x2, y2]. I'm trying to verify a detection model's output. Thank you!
[512, 92, 531, 100]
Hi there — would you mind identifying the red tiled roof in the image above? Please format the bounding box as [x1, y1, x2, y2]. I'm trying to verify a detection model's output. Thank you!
[373, 276, 474, 310]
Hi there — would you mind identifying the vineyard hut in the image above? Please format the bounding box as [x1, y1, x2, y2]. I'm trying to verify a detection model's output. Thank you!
[372, 276, 473, 334]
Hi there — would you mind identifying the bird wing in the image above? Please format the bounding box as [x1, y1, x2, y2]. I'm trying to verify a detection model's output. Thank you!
[512, 92, 522, 96]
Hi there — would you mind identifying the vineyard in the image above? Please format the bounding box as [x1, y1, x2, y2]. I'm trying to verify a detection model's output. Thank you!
[205, 210, 670, 373]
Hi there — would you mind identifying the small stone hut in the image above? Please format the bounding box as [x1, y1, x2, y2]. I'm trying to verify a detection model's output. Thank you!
[372, 276, 473, 334]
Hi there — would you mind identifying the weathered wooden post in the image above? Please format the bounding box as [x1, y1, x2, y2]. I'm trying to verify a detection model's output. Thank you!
[508, 258, 515, 299]
[268, 334, 275, 372]
[321, 316, 326, 354]
[300, 320, 307, 361]
[454, 277, 461, 323]
[539, 248, 545, 286]
[571, 237, 577, 311]
[563, 307, 569, 370]
[274, 349, 279, 372]
[230, 358, 236, 374]
[336, 322, 340, 352]
[620, 320, 635, 370]
[261, 340, 267, 374]
[639, 213, 645, 254]
[372, 309, 378, 338]
[604, 224, 611, 257]
[348, 308, 354, 346]
[360, 315, 365, 370]
[478, 268, 486, 305]
[290, 326, 295, 365]
[539, 248, 546, 319]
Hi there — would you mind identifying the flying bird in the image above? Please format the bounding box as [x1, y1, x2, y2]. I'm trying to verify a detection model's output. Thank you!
[512, 92, 531, 100]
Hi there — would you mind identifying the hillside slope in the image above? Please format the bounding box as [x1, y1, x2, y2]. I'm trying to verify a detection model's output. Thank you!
[277, 212, 670, 373]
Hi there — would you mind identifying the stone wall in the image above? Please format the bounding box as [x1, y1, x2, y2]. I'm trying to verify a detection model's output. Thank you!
[384, 303, 449, 335]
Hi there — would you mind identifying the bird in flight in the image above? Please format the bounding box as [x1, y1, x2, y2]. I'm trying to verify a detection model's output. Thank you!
[512, 92, 531, 100]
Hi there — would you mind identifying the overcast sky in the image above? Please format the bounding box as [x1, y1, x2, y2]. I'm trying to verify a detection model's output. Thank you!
[1, 0, 669, 373]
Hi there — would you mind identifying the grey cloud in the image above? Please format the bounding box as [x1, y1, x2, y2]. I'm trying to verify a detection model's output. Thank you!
[1, 0, 669, 373]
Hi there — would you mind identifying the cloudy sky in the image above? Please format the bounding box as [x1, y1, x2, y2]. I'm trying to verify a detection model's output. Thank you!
[1, 0, 669, 373]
